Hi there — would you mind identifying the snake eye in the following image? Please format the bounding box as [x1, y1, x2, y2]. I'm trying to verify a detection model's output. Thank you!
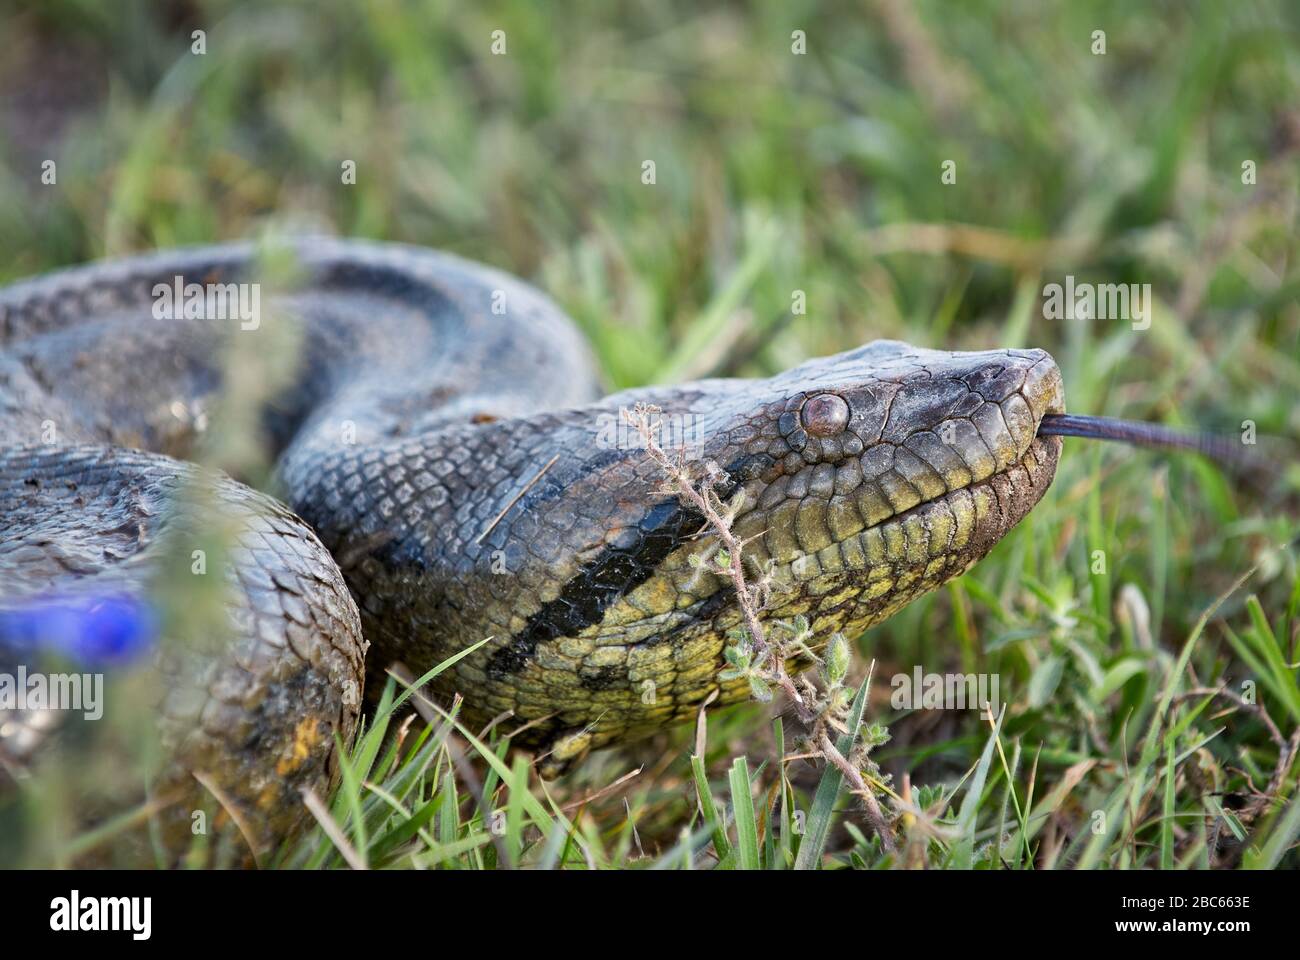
[801, 394, 849, 437]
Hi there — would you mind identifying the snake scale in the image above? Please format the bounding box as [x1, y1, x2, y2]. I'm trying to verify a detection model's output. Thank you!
[0, 238, 1064, 856]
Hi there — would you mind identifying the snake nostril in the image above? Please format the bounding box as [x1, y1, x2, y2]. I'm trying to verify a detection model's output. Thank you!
[801, 394, 849, 437]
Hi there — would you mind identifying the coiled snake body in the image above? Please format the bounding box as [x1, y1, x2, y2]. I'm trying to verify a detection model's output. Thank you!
[0, 239, 1063, 854]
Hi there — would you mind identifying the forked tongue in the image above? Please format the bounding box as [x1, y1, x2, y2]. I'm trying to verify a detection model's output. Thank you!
[1037, 414, 1246, 467]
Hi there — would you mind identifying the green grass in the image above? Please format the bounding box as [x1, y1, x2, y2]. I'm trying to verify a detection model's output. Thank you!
[1, 0, 1298, 868]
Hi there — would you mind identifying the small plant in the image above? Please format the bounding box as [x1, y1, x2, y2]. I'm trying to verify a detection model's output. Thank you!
[624, 402, 895, 851]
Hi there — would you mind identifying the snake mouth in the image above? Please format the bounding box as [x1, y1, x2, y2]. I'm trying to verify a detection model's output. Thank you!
[769, 433, 1062, 591]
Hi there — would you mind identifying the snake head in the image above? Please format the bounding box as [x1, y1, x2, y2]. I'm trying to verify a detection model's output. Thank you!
[704, 340, 1066, 622]
[539, 339, 1067, 656]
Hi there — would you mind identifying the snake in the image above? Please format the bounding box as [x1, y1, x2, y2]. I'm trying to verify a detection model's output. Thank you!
[4, 236, 1192, 859]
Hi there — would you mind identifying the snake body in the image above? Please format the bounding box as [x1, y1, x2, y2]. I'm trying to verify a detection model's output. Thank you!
[0, 238, 1064, 855]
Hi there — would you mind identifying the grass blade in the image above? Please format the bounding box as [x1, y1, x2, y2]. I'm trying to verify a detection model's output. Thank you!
[794, 670, 874, 870]
[951, 706, 1006, 869]
[691, 753, 731, 861]
[728, 756, 760, 870]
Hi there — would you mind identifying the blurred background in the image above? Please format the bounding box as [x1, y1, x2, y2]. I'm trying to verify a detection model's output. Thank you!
[1, 0, 1297, 868]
